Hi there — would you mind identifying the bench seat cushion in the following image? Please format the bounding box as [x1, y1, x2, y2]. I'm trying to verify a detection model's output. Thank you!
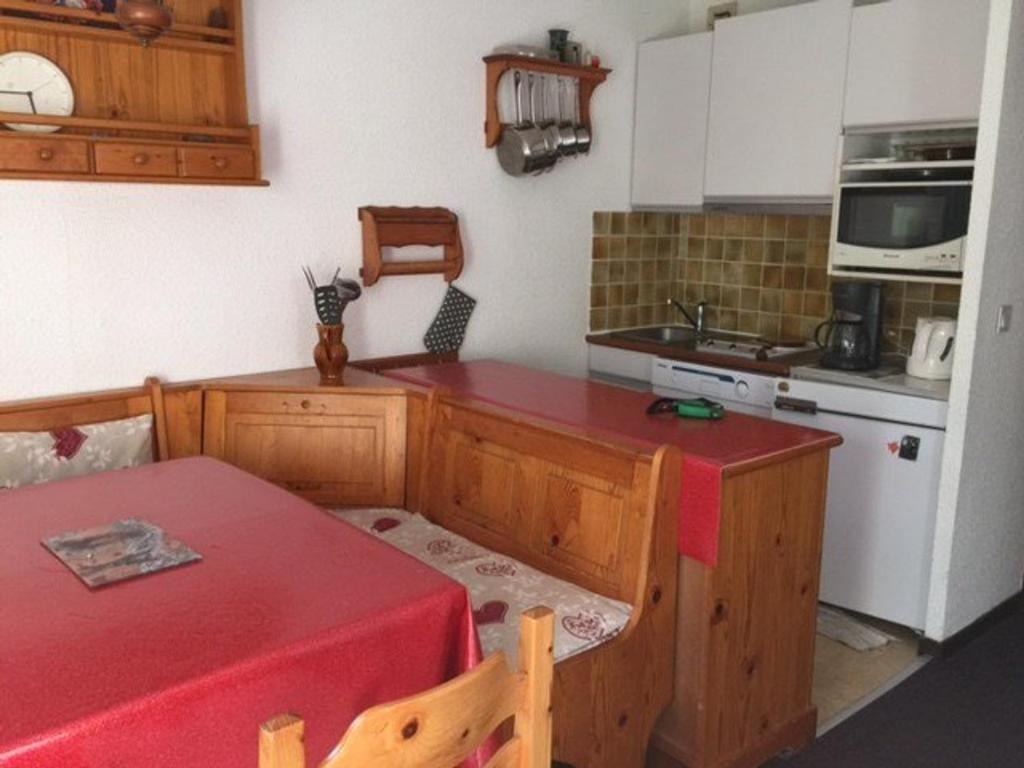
[0, 414, 154, 491]
[331, 508, 632, 666]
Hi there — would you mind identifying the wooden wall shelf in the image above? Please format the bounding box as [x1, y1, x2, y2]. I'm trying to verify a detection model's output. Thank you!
[0, 0, 234, 41]
[0, 0, 265, 186]
[359, 207, 464, 287]
[0, 12, 233, 55]
[483, 54, 611, 148]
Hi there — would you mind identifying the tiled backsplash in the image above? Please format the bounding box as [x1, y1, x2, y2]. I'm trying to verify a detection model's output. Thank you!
[590, 211, 961, 351]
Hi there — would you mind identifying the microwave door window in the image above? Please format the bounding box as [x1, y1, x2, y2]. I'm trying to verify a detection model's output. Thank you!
[892, 203, 938, 245]
[838, 187, 971, 250]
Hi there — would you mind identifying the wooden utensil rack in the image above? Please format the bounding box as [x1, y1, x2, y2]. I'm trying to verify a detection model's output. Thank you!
[483, 54, 610, 148]
[0, 0, 266, 186]
[358, 207, 465, 287]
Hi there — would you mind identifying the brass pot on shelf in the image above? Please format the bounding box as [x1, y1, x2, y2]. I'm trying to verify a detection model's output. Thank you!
[116, 0, 174, 47]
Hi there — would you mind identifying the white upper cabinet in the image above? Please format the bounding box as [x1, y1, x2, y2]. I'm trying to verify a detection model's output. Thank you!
[844, 0, 990, 128]
[631, 33, 713, 209]
[704, 0, 852, 202]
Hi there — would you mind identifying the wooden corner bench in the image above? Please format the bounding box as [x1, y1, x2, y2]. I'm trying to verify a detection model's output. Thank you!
[200, 384, 680, 767]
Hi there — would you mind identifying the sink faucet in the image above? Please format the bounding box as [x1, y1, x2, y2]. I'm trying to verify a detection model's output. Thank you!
[668, 298, 708, 336]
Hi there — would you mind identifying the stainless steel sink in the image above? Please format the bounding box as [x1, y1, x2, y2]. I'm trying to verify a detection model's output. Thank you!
[610, 326, 698, 345]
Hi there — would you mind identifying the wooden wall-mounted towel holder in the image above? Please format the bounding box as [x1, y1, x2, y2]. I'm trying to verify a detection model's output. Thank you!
[358, 206, 465, 287]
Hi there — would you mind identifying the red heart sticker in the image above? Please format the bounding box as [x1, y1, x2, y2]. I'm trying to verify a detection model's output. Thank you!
[473, 601, 509, 626]
[371, 518, 401, 534]
[50, 428, 88, 461]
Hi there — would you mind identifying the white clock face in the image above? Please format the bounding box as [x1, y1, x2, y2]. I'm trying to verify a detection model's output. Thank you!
[0, 52, 75, 133]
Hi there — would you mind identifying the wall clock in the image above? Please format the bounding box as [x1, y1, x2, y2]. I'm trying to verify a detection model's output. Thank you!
[0, 51, 75, 133]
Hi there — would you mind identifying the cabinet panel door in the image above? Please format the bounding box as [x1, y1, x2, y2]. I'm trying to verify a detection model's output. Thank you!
[704, 0, 851, 201]
[631, 33, 713, 209]
[203, 390, 406, 506]
[844, 0, 989, 128]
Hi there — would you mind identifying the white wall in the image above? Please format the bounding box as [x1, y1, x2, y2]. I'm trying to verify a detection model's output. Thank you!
[926, 0, 1024, 640]
[0, 0, 689, 402]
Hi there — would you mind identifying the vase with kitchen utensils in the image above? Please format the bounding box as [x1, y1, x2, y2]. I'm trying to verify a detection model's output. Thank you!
[303, 266, 362, 385]
[313, 323, 348, 385]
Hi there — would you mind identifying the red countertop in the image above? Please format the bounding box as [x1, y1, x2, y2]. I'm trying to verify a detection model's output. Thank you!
[386, 361, 840, 565]
[386, 360, 839, 476]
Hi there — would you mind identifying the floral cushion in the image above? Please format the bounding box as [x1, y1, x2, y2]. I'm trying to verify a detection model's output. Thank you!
[0, 414, 154, 491]
[331, 508, 633, 666]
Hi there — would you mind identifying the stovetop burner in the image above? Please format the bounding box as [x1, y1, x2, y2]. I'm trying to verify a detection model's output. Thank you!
[697, 335, 818, 361]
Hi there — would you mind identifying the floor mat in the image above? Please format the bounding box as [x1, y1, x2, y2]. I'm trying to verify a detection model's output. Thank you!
[817, 605, 893, 651]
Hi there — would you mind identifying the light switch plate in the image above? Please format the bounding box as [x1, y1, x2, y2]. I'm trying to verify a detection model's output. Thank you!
[997, 304, 1013, 333]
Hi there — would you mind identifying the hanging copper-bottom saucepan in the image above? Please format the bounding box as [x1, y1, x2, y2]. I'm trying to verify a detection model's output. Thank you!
[556, 77, 578, 157]
[529, 72, 559, 174]
[497, 70, 551, 177]
[572, 78, 591, 155]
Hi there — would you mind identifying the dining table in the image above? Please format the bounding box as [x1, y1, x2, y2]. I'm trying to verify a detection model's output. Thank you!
[0, 457, 482, 768]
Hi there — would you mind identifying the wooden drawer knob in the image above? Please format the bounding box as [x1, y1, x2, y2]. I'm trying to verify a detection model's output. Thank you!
[133, 153, 150, 166]
[213, 156, 229, 170]
[300, 399, 312, 410]
[38, 148, 54, 161]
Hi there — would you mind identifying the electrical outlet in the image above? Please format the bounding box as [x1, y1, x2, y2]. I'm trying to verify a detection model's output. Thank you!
[996, 304, 1013, 333]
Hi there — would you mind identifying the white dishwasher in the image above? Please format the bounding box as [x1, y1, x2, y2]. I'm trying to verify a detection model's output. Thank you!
[772, 366, 949, 631]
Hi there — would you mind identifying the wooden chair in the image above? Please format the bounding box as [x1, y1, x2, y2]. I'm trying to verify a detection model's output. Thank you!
[259, 607, 555, 768]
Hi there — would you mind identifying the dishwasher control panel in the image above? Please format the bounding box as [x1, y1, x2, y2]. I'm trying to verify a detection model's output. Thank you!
[652, 359, 778, 411]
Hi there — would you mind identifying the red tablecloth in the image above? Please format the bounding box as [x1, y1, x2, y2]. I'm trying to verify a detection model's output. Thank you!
[0, 458, 482, 768]
[387, 361, 839, 566]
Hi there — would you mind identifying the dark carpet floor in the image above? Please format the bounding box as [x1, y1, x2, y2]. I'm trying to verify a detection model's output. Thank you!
[768, 602, 1024, 768]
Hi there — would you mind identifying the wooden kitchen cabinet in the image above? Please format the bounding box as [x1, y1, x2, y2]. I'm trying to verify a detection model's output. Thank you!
[0, 0, 265, 186]
[704, 0, 852, 202]
[631, 33, 712, 209]
[202, 389, 407, 506]
[844, 0, 989, 128]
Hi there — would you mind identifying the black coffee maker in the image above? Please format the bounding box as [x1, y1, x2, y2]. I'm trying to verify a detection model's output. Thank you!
[815, 281, 884, 370]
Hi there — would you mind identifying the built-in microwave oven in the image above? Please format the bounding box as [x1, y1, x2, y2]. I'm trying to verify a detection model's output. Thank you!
[830, 180, 971, 278]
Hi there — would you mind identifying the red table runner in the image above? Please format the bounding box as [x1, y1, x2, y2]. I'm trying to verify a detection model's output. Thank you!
[0, 458, 481, 768]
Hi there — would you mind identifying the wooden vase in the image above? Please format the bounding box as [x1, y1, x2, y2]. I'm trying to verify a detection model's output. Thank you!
[313, 324, 348, 385]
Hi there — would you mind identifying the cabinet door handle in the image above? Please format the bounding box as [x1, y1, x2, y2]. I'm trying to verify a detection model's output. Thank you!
[133, 153, 150, 166]
[213, 156, 229, 170]
[774, 396, 818, 415]
[38, 148, 54, 161]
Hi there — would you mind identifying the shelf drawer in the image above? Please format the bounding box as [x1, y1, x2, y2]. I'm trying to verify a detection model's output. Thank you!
[179, 147, 255, 179]
[94, 143, 178, 177]
[0, 138, 90, 173]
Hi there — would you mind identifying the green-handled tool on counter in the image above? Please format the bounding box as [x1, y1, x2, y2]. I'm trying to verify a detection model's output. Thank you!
[646, 396, 726, 420]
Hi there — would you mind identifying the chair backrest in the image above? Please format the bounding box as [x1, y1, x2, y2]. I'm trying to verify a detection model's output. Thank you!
[259, 607, 554, 768]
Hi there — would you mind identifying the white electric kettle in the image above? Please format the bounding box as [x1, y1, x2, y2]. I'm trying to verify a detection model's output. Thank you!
[907, 317, 957, 380]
